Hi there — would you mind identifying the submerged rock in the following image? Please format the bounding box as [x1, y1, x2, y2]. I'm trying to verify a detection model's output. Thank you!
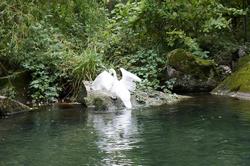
[83, 81, 184, 111]
[165, 49, 221, 92]
[212, 55, 250, 100]
[0, 96, 32, 117]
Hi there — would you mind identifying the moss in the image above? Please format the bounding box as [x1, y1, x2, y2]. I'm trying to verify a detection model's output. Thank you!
[235, 55, 250, 70]
[167, 49, 217, 80]
[213, 55, 250, 93]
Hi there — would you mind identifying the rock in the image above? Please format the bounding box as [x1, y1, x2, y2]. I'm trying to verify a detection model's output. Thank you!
[74, 82, 87, 104]
[238, 45, 247, 58]
[0, 95, 32, 117]
[213, 45, 248, 71]
[133, 89, 181, 107]
[217, 65, 232, 80]
[212, 55, 250, 99]
[83, 81, 185, 111]
[83, 81, 125, 111]
[53, 102, 85, 110]
[85, 90, 124, 111]
[218, 65, 232, 75]
[165, 49, 220, 92]
[166, 66, 179, 79]
[59, 80, 88, 105]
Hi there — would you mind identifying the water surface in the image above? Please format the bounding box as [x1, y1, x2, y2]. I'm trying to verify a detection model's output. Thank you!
[1, 95, 250, 166]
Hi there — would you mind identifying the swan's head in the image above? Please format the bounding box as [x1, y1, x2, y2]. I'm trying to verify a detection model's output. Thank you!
[108, 68, 117, 78]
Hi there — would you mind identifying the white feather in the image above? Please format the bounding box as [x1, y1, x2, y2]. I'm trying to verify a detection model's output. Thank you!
[91, 68, 141, 109]
[111, 79, 132, 109]
[120, 68, 141, 92]
[92, 70, 115, 91]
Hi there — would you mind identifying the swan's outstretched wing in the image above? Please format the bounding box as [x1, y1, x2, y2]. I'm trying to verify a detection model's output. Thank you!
[120, 68, 141, 92]
[92, 70, 115, 91]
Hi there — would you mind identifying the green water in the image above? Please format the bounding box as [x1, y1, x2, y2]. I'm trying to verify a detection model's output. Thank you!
[1, 95, 250, 166]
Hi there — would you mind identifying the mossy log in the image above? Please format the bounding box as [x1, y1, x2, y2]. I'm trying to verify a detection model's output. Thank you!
[0, 96, 32, 117]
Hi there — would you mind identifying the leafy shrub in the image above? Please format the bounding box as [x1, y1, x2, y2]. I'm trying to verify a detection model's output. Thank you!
[0, 0, 107, 103]
[20, 22, 104, 102]
[120, 49, 165, 90]
[0, 85, 16, 99]
[20, 21, 70, 102]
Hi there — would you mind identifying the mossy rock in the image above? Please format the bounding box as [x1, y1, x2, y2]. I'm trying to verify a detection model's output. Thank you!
[213, 55, 250, 94]
[234, 55, 250, 71]
[166, 49, 220, 92]
[168, 49, 216, 78]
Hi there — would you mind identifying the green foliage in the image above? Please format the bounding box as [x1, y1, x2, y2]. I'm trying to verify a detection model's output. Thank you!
[19, 21, 70, 102]
[103, 0, 245, 58]
[121, 49, 165, 90]
[214, 55, 250, 93]
[65, 48, 104, 97]
[100, 0, 246, 90]
[70, 49, 103, 81]
[29, 73, 60, 102]
[0, 0, 248, 102]
[20, 20, 105, 102]
[166, 30, 208, 58]
[0, 86, 16, 99]
[165, 78, 177, 91]
[0, 0, 106, 103]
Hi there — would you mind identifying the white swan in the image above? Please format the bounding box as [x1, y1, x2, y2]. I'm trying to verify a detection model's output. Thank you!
[92, 68, 141, 109]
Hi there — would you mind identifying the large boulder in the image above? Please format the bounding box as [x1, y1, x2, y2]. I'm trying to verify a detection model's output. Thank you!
[0, 96, 32, 117]
[83, 81, 184, 111]
[85, 90, 125, 111]
[165, 49, 221, 92]
[212, 55, 250, 99]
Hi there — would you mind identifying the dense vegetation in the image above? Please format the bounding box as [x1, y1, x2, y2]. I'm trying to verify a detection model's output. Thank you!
[0, 0, 249, 103]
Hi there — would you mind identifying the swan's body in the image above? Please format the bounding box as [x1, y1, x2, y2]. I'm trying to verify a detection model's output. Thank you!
[92, 68, 141, 109]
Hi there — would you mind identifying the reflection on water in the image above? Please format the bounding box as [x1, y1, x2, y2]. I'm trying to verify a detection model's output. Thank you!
[1, 95, 250, 165]
[88, 109, 140, 165]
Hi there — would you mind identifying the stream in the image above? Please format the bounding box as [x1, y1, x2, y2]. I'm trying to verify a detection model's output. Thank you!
[1, 95, 250, 165]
